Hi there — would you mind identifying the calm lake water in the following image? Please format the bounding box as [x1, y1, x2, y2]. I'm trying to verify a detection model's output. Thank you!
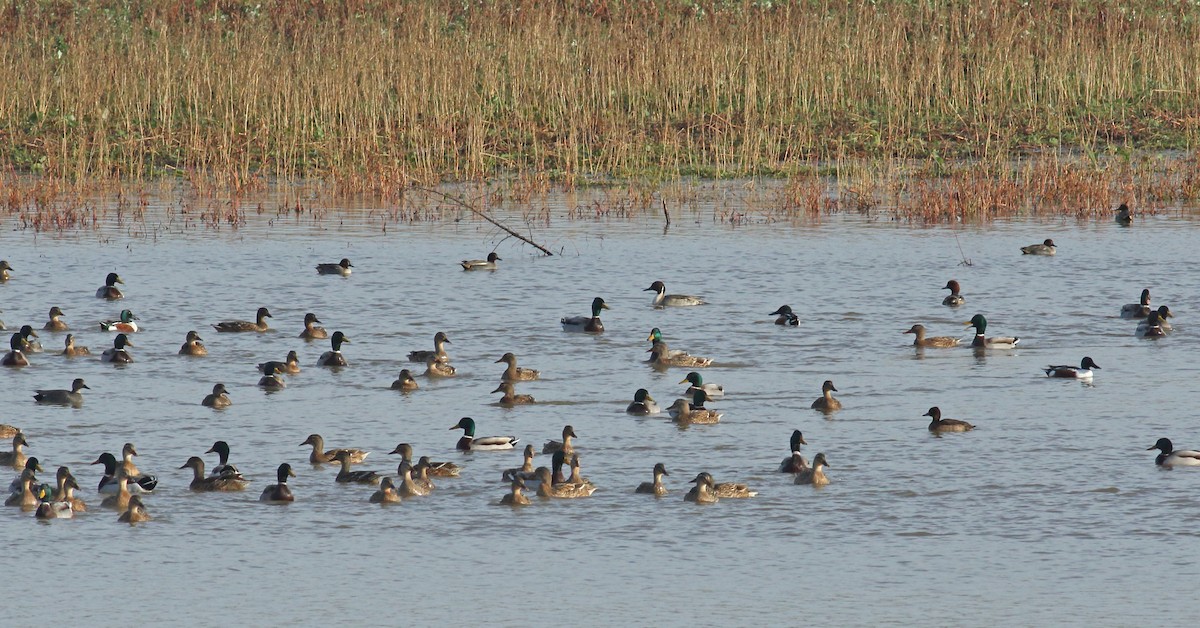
[2, 185, 1198, 625]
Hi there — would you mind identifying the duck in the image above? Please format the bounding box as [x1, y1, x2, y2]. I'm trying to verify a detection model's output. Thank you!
[534, 466, 595, 498]
[779, 430, 809, 472]
[18, 325, 42, 352]
[542, 425, 577, 455]
[1, 333, 29, 367]
[1020, 238, 1057, 255]
[492, 382, 535, 406]
[258, 351, 301, 375]
[260, 463, 296, 502]
[7, 457, 41, 493]
[37, 467, 82, 519]
[450, 417, 518, 451]
[92, 452, 157, 493]
[42, 306, 69, 332]
[412, 458, 439, 493]
[1, 433, 28, 470]
[390, 369, 419, 391]
[561, 297, 608, 333]
[121, 443, 145, 482]
[117, 495, 151, 523]
[201, 383, 231, 408]
[648, 343, 712, 368]
[903, 324, 961, 348]
[645, 281, 705, 307]
[180, 456, 249, 491]
[387, 443, 460, 477]
[811, 380, 842, 412]
[461, 252, 501, 271]
[333, 451, 381, 485]
[99, 309, 139, 332]
[299, 313, 328, 340]
[1147, 438, 1200, 468]
[369, 477, 401, 503]
[204, 440, 244, 479]
[1116, 203, 1133, 224]
[35, 498, 74, 520]
[0, 424, 19, 439]
[794, 452, 831, 486]
[62, 334, 91, 357]
[423, 357, 457, 378]
[713, 475, 758, 498]
[56, 467, 87, 512]
[635, 463, 670, 496]
[178, 330, 207, 356]
[99, 472, 132, 510]
[0, 260, 10, 281]
[212, 307, 272, 332]
[1121, 289, 1151, 319]
[496, 352, 539, 381]
[925, 406, 974, 433]
[626, 388, 660, 415]
[33, 378, 89, 407]
[1044, 357, 1101, 379]
[96, 272, 124, 299]
[394, 461, 429, 497]
[300, 434, 368, 465]
[1138, 306, 1173, 334]
[680, 371, 724, 398]
[316, 331, 350, 367]
[6, 469, 40, 510]
[646, 327, 693, 360]
[942, 280, 965, 307]
[316, 258, 353, 276]
[499, 477, 530, 505]
[770, 305, 799, 326]
[100, 333, 135, 363]
[502, 444, 538, 482]
[566, 453, 595, 489]
[667, 390, 722, 425]
[963, 314, 1019, 348]
[408, 331, 450, 364]
[257, 363, 287, 390]
[683, 472, 719, 504]
[1136, 311, 1167, 338]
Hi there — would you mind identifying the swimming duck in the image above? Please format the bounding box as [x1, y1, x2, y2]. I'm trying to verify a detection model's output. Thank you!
[925, 406, 974, 432]
[1116, 203, 1133, 224]
[120, 441, 147, 478]
[6, 469, 40, 510]
[770, 305, 800, 326]
[300, 434, 369, 465]
[212, 307, 272, 332]
[57, 467, 86, 512]
[98, 471, 132, 510]
[0, 260, 10, 282]
[942, 280, 965, 307]
[180, 456, 249, 491]
[259, 463, 296, 502]
[1147, 438, 1200, 468]
[412, 458, 438, 493]
[258, 351, 301, 375]
[387, 443, 460, 477]
[1044, 357, 1101, 379]
[178, 330, 207, 356]
[100, 309, 139, 333]
[1, 433, 28, 470]
[390, 369, 419, 391]
[96, 272, 124, 299]
[205, 441, 244, 479]
[1138, 306, 1173, 334]
[779, 430, 809, 472]
[6, 457, 41, 493]
[903, 324, 961, 348]
[316, 258, 354, 276]
[450, 417, 518, 451]
[117, 495, 151, 523]
[2, 333, 29, 367]
[369, 477, 402, 503]
[502, 444, 537, 482]
[542, 425, 577, 455]
[333, 451, 381, 485]
[645, 280, 705, 307]
[648, 343, 712, 368]
[811, 380, 842, 412]
[62, 334, 91, 357]
[646, 327, 693, 360]
[1136, 311, 1167, 338]
[35, 498, 74, 520]
[201, 383, 231, 408]
[258, 363, 287, 390]
[1121, 289, 1151, 319]
[395, 461, 429, 497]
[626, 388, 660, 415]
[561, 297, 608, 333]
[683, 472, 719, 504]
[33, 378, 89, 407]
[680, 371, 724, 398]
[17, 325, 41, 352]
[1020, 238, 1057, 255]
[299, 313, 328, 340]
[461, 252, 501, 271]
[408, 331, 450, 364]
[566, 453, 596, 489]
[534, 466, 595, 498]
[667, 390, 722, 425]
[496, 352, 539, 381]
[492, 382, 535, 406]
[499, 477, 530, 506]
[92, 451, 157, 493]
[0, 424, 19, 439]
[316, 331, 350, 367]
[635, 463, 670, 496]
[42, 306, 68, 332]
[794, 452, 830, 486]
[100, 333, 134, 363]
[713, 475, 757, 498]
[963, 314, 1019, 348]
[37, 467, 82, 519]
[423, 357, 457, 378]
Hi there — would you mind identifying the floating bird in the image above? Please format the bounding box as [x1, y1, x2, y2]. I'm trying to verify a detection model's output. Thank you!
[100, 309, 139, 333]
[499, 477, 530, 506]
[779, 430, 809, 472]
[258, 363, 286, 389]
[496, 352, 539, 381]
[1136, 311, 1167, 338]
[204, 441, 244, 479]
[1020, 238, 1057, 255]
[542, 425, 577, 455]
[180, 456, 249, 491]
[408, 331, 450, 364]
[390, 369, 419, 391]
[260, 463, 296, 502]
[461, 252, 501, 271]
[6, 457, 40, 493]
[1, 332, 29, 367]
[502, 444, 537, 482]
[316, 258, 353, 276]
[683, 472, 719, 504]
[534, 466, 595, 498]
[903, 324, 961, 348]
[334, 450, 381, 485]
[17, 325, 41, 353]
[492, 381, 534, 406]
[1115, 203, 1132, 224]
[634, 463, 670, 496]
[1137, 306, 1173, 334]
[450, 417, 518, 451]
[0, 260, 10, 282]
[1121, 289, 1151, 319]
[42, 306, 68, 332]
[316, 331, 350, 367]
[626, 388, 660, 415]
[388, 443, 459, 477]
[811, 380, 842, 412]
[963, 314, 1019, 348]
[925, 406, 974, 433]
[667, 390, 722, 424]
[258, 351, 301, 375]
[300, 434, 368, 465]
[6, 469, 40, 510]
[60, 334, 91, 357]
[1147, 438, 1200, 468]
[1, 433, 29, 470]
[117, 495, 151, 523]
[680, 371, 724, 398]
[712, 475, 757, 498]
[369, 477, 402, 503]
[561, 297, 608, 333]
[92, 452, 157, 493]
[794, 453, 830, 487]
[1044, 357, 1100, 379]
[33, 378, 89, 407]
[177, 330, 206, 356]
[770, 305, 799, 326]
[395, 461, 429, 497]
[100, 333, 135, 363]
[213, 307, 272, 332]
[644, 280, 705, 307]
[648, 343, 712, 368]
[299, 312, 328, 340]
[942, 280, 965, 307]
[201, 383, 231, 408]
[96, 272, 124, 299]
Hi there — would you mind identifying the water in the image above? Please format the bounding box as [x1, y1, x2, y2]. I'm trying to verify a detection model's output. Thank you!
[2, 190, 1198, 625]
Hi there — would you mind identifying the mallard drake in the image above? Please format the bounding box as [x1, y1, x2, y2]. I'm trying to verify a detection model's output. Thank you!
[645, 280, 705, 307]
[770, 305, 799, 326]
[534, 466, 595, 498]
[450, 417, 518, 451]
[502, 444, 537, 482]
[648, 343, 712, 368]
[387, 443, 460, 477]
[1147, 438, 1200, 468]
[903, 324, 961, 348]
[925, 406, 974, 432]
[96, 272, 124, 299]
[680, 371, 724, 398]
[260, 463, 296, 502]
[1121, 289, 1151, 319]
[92, 451, 157, 493]
[258, 351, 301, 375]
[213, 307, 272, 332]
[713, 476, 757, 498]
[408, 331, 450, 364]
[258, 363, 287, 390]
[42, 306, 68, 332]
[15, 326, 41, 353]
[635, 463, 670, 496]
[461, 252, 501, 271]
[626, 388, 660, 415]
[33, 378, 89, 407]
[61, 334, 91, 357]
[35, 499, 73, 520]
[178, 330, 207, 356]
[299, 313, 328, 340]
[99, 309, 139, 333]
[100, 333, 134, 363]
[1045, 357, 1101, 379]
[202, 383, 231, 408]
[334, 450, 381, 485]
[0, 260, 10, 282]
[424, 357, 457, 378]
[300, 434, 368, 465]
[395, 461, 429, 497]
[1116, 203, 1133, 224]
[412, 458, 438, 493]
[779, 430, 809, 472]
[0, 433, 28, 470]
[542, 425, 576, 455]
[963, 314, 1019, 348]
[6, 469, 40, 510]
[668, 390, 723, 424]
[37, 467, 82, 519]
[316, 331, 350, 367]
[942, 280, 965, 307]
[683, 472, 719, 504]
[1137, 311, 1167, 338]
[1020, 238, 1057, 255]
[1138, 306, 1173, 334]
[561, 297, 608, 333]
[499, 477, 530, 505]
[646, 327, 691, 359]
[811, 380, 842, 412]
[390, 369, 419, 391]
[492, 382, 535, 406]
[117, 495, 151, 523]
[316, 258, 353, 276]
[2, 332, 29, 367]
[181, 456, 249, 491]
[204, 440, 244, 479]
[369, 477, 401, 503]
[794, 452, 830, 486]
[496, 352, 539, 381]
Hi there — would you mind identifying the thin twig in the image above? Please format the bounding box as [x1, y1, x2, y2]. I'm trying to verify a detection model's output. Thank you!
[413, 186, 553, 256]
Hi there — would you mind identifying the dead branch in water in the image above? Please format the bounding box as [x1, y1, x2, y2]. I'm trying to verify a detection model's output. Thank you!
[412, 186, 554, 256]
